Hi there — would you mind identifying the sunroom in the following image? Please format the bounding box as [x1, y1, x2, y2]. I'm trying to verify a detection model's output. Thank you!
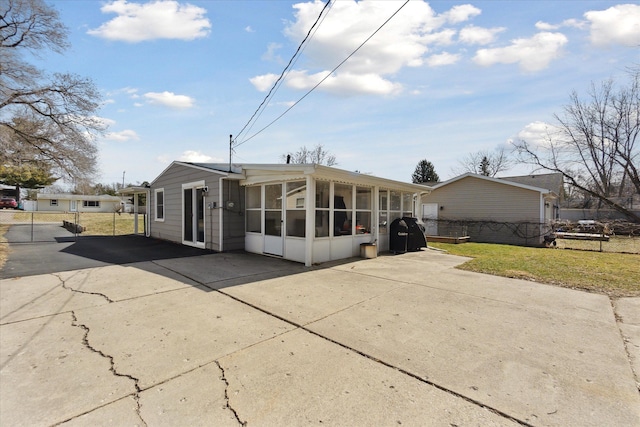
[239, 164, 431, 266]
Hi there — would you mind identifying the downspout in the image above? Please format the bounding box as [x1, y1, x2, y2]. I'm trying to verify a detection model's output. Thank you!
[145, 189, 150, 237]
[219, 175, 225, 252]
[373, 185, 379, 253]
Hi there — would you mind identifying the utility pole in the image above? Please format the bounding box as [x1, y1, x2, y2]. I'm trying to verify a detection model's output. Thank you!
[122, 171, 126, 190]
[229, 135, 232, 172]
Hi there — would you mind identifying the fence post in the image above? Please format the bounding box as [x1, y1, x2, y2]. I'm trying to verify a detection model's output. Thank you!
[113, 212, 116, 236]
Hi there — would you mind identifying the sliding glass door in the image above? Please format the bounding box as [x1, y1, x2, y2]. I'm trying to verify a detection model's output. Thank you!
[183, 182, 205, 248]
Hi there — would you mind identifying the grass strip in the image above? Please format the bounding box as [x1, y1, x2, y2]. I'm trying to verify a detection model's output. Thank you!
[429, 242, 640, 297]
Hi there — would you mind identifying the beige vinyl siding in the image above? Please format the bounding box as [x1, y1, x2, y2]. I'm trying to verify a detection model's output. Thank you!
[37, 199, 69, 212]
[150, 163, 224, 250]
[429, 177, 541, 222]
[423, 176, 547, 246]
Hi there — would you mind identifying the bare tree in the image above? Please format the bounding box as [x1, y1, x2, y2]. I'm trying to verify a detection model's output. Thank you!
[281, 144, 337, 166]
[452, 146, 511, 177]
[513, 70, 639, 221]
[0, 0, 104, 185]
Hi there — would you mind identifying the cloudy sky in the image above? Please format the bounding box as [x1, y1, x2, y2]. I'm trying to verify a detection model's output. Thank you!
[40, 0, 640, 185]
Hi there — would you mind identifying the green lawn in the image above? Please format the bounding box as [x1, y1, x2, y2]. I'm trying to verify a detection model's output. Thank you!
[8, 211, 143, 236]
[428, 242, 640, 297]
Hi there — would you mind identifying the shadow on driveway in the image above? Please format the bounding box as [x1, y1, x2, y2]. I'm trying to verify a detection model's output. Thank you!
[1, 234, 213, 279]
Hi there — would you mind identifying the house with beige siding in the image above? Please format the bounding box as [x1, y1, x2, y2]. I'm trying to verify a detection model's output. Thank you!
[420, 173, 557, 246]
[128, 162, 431, 266]
[36, 193, 123, 213]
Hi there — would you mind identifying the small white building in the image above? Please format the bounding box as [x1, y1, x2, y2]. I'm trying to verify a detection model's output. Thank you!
[36, 193, 123, 213]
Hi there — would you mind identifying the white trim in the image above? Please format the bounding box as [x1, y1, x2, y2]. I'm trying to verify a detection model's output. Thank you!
[433, 172, 556, 196]
[154, 188, 165, 222]
[305, 175, 314, 266]
[181, 180, 206, 249]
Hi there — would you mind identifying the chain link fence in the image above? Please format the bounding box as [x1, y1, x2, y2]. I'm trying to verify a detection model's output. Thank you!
[424, 218, 640, 254]
[0, 211, 146, 243]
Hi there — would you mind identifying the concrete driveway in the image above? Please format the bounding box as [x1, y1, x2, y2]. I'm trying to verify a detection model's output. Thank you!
[1, 238, 639, 426]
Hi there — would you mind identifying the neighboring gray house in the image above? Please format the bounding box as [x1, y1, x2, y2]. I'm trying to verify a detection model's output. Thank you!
[124, 162, 431, 266]
[420, 173, 557, 246]
[36, 193, 123, 213]
[500, 173, 564, 205]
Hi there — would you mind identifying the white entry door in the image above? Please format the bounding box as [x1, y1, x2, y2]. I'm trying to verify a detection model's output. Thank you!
[421, 203, 438, 236]
[264, 183, 283, 256]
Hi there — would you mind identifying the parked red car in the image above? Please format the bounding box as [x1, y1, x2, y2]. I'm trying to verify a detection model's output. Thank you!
[0, 196, 18, 209]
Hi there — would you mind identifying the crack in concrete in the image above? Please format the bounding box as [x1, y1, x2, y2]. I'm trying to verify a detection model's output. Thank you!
[70, 311, 147, 426]
[148, 261, 537, 426]
[610, 298, 640, 393]
[203, 285, 534, 427]
[215, 360, 247, 426]
[56, 272, 114, 304]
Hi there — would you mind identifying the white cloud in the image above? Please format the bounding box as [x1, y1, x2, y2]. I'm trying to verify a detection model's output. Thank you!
[535, 19, 585, 31]
[98, 117, 117, 127]
[245, 26, 255, 33]
[250, 0, 483, 96]
[426, 52, 461, 67]
[106, 129, 140, 142]
[285, 70, 402, 96]
[88, 0, 211, 42]
[249, 73, 279, 92]
[443, 4, 481, 24]
[585, 4, 640, 47]
[513, 121, 560, 147]
[459, 25, 505, 45]
[178, 150, 221, 162]
[144, 91, 194, 109]
[473, 32, 568, 72]
[262, 42, 283, 62]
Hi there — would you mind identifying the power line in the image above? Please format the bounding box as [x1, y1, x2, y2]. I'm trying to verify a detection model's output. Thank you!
[232, 0, 334, 146]
[234, 0, 410, 149]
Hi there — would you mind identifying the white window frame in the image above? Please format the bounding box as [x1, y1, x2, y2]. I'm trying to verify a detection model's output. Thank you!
[155, 188, 165, 222]
[50, 199, 58, 206]
[83, 200, 100, 208]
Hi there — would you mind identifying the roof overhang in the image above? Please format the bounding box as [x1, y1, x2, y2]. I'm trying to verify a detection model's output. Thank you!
[118, 186, 150, 195]
[433, 172, 557, 197]
[237, 164, 432, 194]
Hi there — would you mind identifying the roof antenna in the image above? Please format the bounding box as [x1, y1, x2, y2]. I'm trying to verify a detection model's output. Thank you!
[229, 134, 233, 172]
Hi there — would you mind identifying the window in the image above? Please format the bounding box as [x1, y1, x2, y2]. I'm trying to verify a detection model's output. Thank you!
[380, 190, 413, 233]
[83, 200, 100, 208]
[333, 183, 352, 236]
[355, 186, 371, 234]
[379, 191, 388, 234]
[286, 181, 306, 238]
[315, 180, 330, 237]
[403, 193, 413, 217]
[246, 186, 261, 233]
[50, 199, 58, 206]
[155, 188, 164, 221]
